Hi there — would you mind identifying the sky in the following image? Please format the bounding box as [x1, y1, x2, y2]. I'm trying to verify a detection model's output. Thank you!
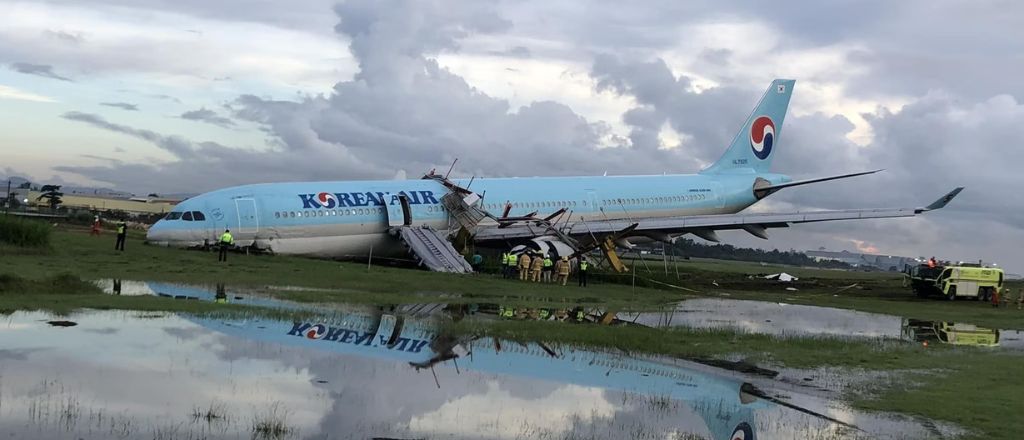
[1, 0, 1022, 270]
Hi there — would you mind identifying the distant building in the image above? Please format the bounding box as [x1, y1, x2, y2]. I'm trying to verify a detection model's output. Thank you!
[25, 191, 181, 216]
[804, 250, 918, 272]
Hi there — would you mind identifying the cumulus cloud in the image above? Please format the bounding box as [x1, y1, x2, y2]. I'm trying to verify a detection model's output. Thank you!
[9, 62, 72, 81]
[180, 108, 234, 128]
[100, 102, 139, 111]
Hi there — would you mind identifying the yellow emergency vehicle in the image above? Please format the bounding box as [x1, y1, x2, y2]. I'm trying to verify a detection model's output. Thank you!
[906, 264, 1003, 301]
[903, 319, 1000, 347]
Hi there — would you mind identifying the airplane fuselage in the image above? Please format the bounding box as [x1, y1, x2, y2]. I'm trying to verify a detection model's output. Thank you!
[146, 172, 791, 258]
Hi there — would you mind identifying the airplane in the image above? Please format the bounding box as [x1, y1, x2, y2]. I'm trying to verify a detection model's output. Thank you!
[146, 79, 964, 264]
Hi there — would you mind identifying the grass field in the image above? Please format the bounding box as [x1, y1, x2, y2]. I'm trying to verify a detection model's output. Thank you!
[4, 222, 1024, 439]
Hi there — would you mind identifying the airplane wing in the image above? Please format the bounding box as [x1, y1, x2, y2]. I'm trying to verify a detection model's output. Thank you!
[473, 188, 964, 244]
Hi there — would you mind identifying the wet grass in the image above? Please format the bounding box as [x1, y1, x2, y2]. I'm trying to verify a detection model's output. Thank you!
[852, 352, 1024, 440]
[7, 226, 1024, 330]
[190, 400, 229, 424]
[251, 402, 294, 440]
[1, 225, 687, 309]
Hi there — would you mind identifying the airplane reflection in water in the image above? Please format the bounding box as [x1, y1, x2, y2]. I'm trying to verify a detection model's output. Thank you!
[190, 309, 865, 440]
[103, 280, 1018, 350]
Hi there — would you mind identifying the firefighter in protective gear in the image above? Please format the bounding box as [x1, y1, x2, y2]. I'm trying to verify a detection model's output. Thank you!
[556, 256, 571, 286]
[530, 253, 543, 282]
[578, 257, 590, 287]
[500, 252, 510, 278]
[518, 253, 532, 281]
[218, 229, 234, 262]
[542, 254, 553, 283]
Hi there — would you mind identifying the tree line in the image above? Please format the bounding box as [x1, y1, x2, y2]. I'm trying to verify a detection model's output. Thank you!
[667, 238, 853, 269]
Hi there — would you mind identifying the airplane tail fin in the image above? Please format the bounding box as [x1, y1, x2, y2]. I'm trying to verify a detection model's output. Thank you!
[701, 79, 795, 174]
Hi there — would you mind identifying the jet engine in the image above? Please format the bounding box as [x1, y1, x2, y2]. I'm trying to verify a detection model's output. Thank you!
[510, 236, 576, 260]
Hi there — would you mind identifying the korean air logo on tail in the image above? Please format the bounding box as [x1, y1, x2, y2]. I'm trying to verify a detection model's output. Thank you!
[749, 116, 775, 160]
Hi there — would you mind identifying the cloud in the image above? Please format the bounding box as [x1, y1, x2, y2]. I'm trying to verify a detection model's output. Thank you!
[180, 108, 234, 128]
[9, 62, 72, 81]
[100, 102, 139, 111]
[0, 85, 56, 103]
[42, 29, 84, 44]
[61, 111, 198, 159]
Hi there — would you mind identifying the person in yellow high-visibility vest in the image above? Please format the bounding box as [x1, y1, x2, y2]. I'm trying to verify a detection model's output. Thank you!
[114, 221, 127, 251]
[500, 252, 510, 278]
[506, 252, 518, 279]
[542, 254, 553, 283]
[218, 229, 234, 262]
[578, 257, 590, 287]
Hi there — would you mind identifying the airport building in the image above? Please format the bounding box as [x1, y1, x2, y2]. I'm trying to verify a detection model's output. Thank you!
[25, 190, 180, 216]
[804, 250, 917, 272]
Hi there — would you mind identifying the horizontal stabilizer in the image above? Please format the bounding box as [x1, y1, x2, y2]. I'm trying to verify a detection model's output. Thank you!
[756, 169, 882, 198]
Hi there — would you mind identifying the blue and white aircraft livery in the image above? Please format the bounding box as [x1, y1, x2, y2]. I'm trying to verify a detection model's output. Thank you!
[147, 79, 963, 259]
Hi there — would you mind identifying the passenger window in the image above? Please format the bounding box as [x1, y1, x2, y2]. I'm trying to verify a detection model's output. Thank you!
[182, 211, 193, 221]
[289, 211, 295, 218]
[275, 212, 281, 219]
[192, 211, 205, 221]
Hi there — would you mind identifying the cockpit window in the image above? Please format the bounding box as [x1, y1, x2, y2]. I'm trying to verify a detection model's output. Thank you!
[182, 211, 194, 221]
[192, 211, 206, 221]
[165, 212, 183, 220]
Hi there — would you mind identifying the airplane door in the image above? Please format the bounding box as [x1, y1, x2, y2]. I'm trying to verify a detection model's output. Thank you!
[586, 190, 599, 216]
[386, 194, 413, 227]
[234, 198, 259, 233]
[400, 195, 412, 225]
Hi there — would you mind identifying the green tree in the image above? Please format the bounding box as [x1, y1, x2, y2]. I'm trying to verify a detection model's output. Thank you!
[37, 184, 64, 211]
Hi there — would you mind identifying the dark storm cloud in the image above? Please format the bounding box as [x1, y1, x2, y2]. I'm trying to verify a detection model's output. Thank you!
[9, 62, 72, 81]
[180, 108, 235, 128]
[591, 54, 759, 162]
[100, 102, 139, 111]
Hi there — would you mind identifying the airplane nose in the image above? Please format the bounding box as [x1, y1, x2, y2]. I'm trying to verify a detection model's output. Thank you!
[146, 220, 168, 244]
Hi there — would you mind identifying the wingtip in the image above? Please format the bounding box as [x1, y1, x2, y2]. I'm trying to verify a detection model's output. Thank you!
[923, 187, 965, 211]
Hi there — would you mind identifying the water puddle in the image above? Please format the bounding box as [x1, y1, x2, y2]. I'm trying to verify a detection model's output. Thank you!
[0, 309, 957, 440]
[96, 279, 307, 311]
[618, 298, 1024, 349]
[94, 280, 1024, 350]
